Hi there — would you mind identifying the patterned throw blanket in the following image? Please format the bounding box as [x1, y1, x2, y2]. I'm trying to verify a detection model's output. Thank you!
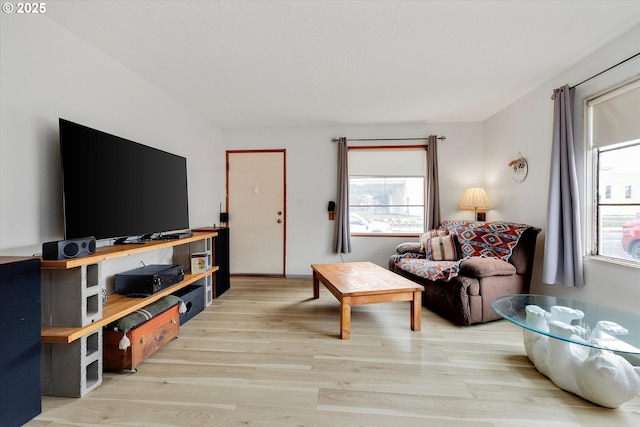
[444, 220, 531, 260]
[394, 253, 462, 281]
[393, 221, 531, 282]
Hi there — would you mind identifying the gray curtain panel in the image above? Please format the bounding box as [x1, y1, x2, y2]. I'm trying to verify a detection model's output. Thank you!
[426, 135, 441, 230]
[333, 137, 351, 254]
[543, 84, 584, 287]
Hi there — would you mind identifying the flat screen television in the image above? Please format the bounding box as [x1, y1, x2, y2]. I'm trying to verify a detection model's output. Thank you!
[59, 118, 190, 242]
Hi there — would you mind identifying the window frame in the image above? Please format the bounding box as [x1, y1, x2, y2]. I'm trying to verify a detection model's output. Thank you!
[347, 145, 427, 237]
[584, 77, 640, 267]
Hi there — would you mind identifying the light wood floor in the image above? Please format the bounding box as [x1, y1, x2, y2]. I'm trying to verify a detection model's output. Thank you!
[27, 277, 640, 426]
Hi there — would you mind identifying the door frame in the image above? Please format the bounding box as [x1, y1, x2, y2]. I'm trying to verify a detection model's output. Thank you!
[226, 149, 287, 277]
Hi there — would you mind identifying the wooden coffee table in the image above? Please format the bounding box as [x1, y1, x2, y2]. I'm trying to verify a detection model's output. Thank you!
[311, 262, 424, 339]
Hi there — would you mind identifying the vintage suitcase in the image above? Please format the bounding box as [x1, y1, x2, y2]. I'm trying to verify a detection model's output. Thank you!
[104, 304, 179, 371]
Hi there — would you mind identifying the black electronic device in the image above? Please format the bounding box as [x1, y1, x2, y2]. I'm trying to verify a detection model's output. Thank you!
[162, 231, 194, 240]
[42, 236, 96, 260]
[59, 119, 190, 241]
[115, 264, 185, 296]
[219, 202, 228, 223]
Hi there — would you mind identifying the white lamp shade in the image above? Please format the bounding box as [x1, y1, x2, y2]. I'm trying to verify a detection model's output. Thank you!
[459, 187, 491, 210]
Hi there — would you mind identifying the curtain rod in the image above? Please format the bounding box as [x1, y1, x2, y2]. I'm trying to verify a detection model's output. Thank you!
[571, 51, 640, 89]
[331, 136, 446, 143]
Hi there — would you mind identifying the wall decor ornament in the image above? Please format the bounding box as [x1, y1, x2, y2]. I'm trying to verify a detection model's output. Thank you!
[508, 152, 528, 183]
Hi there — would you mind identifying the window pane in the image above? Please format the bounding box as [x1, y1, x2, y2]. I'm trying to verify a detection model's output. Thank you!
[596, 142, 640, 261]
[598, 205, 640, 260]
[349, 176, 424, 233]
[588, 78, 640, 264]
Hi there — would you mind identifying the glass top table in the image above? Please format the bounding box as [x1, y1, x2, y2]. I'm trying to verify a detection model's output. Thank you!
[492, 294, 640, 355]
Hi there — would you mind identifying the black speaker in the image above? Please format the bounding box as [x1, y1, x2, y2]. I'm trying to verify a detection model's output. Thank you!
[220, 212, 229, 223]
[42, 237, 96, 260]
[214, 227, 230, 297]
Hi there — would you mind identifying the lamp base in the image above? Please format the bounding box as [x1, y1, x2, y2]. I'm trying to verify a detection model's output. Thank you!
[476, 212, 486, 222]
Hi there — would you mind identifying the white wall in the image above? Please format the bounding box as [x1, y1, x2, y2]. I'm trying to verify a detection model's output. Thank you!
[484, 24, 640, 313]
[3, 12, 636, 313]
[0, 15, 225, 255]
[223, 122, 484, 276]
[227, 25, 640, 313]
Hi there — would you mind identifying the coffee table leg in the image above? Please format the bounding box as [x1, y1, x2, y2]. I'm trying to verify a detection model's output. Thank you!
[411, 291, 422, 331]
[312, 271, 320, 299]
[341, 297, 351, 340]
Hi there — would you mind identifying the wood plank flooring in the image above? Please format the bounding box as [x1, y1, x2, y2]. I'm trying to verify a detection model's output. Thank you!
[27, 277, 640, 426]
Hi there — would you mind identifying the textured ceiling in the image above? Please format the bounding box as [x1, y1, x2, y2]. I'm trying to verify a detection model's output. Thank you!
[44, 1, 640, 129]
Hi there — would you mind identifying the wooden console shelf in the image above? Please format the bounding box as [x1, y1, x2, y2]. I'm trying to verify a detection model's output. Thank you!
[40, 231, 218, 269]
[40, 230, 219, 344]
[40, 268, 217, 344]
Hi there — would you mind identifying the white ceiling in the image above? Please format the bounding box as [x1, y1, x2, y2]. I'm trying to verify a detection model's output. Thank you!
[45, 1, 640, 129]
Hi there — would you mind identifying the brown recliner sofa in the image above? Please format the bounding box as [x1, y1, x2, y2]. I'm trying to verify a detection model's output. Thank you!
[389, 220, 541, 325]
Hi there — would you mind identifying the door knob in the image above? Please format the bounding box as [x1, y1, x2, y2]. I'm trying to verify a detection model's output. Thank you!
[277, 211, 282, 215]
[277, 219, 283, 223]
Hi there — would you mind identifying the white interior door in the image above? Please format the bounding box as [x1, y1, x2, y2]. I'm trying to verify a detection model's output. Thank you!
[227, 151, 285, 275]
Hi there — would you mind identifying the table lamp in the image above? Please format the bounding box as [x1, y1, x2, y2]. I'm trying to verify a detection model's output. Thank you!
[459, 187, 491, 221]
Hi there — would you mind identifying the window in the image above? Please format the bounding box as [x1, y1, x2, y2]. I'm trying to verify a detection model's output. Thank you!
[587, 78, 640, 262]
[348, 146, 426, 235]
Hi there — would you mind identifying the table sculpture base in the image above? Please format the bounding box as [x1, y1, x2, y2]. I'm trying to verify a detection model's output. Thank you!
[523, 305, 640, 408]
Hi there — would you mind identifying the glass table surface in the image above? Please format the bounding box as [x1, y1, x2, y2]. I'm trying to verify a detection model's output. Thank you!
[492, 294, 640, 355]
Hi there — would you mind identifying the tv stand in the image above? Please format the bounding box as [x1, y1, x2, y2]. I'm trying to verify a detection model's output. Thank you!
[39, 231, 218, 397]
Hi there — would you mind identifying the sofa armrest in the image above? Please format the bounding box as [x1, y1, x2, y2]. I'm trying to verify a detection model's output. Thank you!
[395, 242, 422, 254]
[459, 257, 516, 277]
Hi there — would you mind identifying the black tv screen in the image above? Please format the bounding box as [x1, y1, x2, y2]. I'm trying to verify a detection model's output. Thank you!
[59, 118, 189, 241]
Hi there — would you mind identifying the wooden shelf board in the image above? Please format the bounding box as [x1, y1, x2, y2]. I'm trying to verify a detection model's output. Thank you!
[40, 231, 218, 269]
[41, 267, 218, 344]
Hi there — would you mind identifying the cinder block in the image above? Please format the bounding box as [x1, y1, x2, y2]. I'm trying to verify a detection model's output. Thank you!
[41, 264, 102, 327]
[41, 330, 102, 397]
[205, 275, 213, 306]
[188, 237, 212, 255]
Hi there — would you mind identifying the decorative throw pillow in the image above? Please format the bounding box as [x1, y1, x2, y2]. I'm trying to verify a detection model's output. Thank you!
[419, 229, 449, 252]
[424, 234, 461, 261]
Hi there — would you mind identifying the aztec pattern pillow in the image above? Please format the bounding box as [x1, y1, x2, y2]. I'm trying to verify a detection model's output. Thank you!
[419, 228, 449, 253]
[424, 234, 461, 261]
